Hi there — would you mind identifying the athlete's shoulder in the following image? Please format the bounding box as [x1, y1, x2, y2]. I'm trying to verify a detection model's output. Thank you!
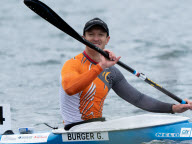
[64, 53, 84, 64]
[73, 53, 85, 61]
[61, 53, 83, 70]
[108, 66, 125, 82]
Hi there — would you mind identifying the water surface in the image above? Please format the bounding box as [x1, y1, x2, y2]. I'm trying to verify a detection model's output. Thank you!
[1, 0, 192, 143]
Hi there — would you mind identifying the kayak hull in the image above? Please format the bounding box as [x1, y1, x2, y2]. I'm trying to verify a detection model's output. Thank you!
[1, 114, 192, 144]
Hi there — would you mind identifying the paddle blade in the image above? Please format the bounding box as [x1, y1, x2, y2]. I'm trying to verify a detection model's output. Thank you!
[24, 0, 83, 42]
[24, 0, 110, 58]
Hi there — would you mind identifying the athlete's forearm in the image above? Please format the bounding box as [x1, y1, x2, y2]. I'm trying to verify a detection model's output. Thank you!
[112, 78, 173, 113]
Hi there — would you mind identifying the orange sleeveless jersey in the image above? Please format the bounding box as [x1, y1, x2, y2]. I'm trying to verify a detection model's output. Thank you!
[60, 51, 111, 125]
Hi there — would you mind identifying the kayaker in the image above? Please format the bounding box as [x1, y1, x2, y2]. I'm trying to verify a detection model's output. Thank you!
[60, 17, 192, 130]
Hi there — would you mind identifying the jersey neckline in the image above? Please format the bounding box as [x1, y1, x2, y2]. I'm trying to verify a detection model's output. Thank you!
[83, 51, 98, 65]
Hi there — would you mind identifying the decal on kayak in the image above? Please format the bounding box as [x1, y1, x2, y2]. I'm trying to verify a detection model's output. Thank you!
[0, 133, 50, 143]
[180, 128, 192, 137]
[62, 132, 109, 141]
[155, 128, 192, 138]
[155, 133, 179, 137]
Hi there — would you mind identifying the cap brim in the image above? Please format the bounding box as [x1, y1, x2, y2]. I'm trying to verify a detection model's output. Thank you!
[84, 23, 108, 33]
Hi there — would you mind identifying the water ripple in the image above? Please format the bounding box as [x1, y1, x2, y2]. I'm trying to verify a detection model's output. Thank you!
[22, 60, 61, 67]
[156, 50, 188, 60]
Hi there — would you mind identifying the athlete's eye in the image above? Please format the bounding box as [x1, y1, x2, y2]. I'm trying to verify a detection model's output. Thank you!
[99, 33, 106, 37]
[88, 33, 93, 36]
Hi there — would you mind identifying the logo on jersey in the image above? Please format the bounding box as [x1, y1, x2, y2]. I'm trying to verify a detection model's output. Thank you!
[102, 72, 111, 83]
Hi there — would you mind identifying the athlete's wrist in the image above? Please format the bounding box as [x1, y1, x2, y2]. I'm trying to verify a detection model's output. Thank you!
[98, 63, 105, 69]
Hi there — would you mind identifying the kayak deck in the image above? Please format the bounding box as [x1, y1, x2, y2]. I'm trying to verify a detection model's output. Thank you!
[53, 114, 190, 133]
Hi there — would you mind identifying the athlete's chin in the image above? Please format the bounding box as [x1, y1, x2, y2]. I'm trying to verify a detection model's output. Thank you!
[88, 46, 104, 51]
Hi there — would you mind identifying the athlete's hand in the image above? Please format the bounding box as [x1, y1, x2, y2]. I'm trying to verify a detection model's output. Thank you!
[98, 49, 121, 69]
[172, 99, 192, 113]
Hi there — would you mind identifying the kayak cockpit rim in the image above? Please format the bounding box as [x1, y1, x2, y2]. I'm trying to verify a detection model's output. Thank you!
[53, 114, 190, 133]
